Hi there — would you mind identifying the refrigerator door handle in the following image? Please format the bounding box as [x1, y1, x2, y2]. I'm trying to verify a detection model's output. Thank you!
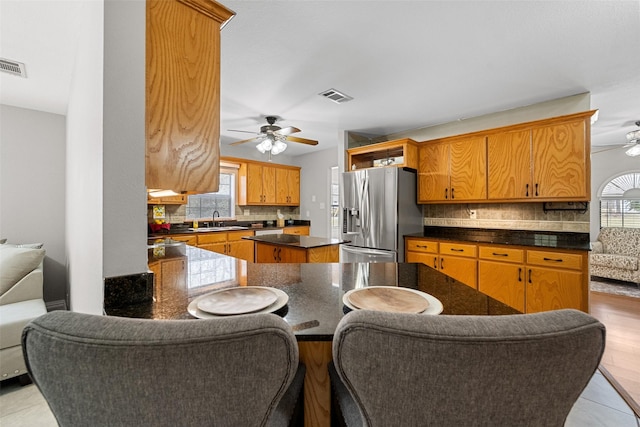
[341, 246, 394, 256]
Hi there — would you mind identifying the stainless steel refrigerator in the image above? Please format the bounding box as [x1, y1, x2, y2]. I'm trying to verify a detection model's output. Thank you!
[340, 167, 423, 262]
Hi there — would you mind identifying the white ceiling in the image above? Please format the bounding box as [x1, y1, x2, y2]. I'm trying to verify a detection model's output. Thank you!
[2, 1, 640, 158]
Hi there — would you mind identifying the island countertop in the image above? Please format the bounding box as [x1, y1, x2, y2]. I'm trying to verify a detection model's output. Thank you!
[243, 234, 348, 249]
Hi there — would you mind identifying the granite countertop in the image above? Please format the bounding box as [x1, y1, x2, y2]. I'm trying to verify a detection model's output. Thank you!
[243, 234, 349, 249]
[148, 221, 310, 238]
[406, 226, 591, 251]
[105, 246, 519, 340]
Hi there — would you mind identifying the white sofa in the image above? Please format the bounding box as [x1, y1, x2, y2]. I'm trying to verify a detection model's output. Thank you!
[590, 227, 640, 285]
[0, 243, 47, 381]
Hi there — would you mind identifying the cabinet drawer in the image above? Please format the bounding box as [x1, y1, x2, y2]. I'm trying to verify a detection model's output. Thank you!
[479, 246, 524, 263]
[526, 250, 582, 271]
[227, 230, 254, 241]
[406, 239, 438, 254]
[197, 232, 227, 244]
[439, 242, 477, 258]
[406, 251, 438, 267]
[170, 234, 197, 246]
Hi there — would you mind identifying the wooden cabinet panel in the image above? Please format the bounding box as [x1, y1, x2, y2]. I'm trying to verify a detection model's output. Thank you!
[239, 161, 299, 206]
[168, 234, 197, 246]
[526, 250, 582, 270]
[487, 130, 531, 200]
[526, 267, 583, 313]
[197, 230, 254, 261]
[198, 242, 226, 254]
[347, 138, 419, 170]
[228, 240, 254, 262]
[283, 226, 310, 236]
[449, 137, 486, 201]
[418, 137, 486, 202]
[146, 0, 233, 193]
[256, 243, 307, 263]
[197, 233, 227, 245]
[439, 255, 477, 288]
[406, 239, 438, 254]
[439, 242, 477, 258]
[406, 252, 438, 267]
[532, 120, 587, 200]
[418, 142, 449, 202]
[276, 168, 300, 205]
[478, 245, 524, 263]
[478, 260, 525, 312]
[147, 194, 188, 205]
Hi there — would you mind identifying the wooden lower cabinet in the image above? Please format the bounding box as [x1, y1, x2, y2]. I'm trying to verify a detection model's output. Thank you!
[255, 243, 339, 263]
[197, 230, 254, 262]
[407, 238, 588, 312]
[283, 226, 310, 236]
[168, 233, 198, 246]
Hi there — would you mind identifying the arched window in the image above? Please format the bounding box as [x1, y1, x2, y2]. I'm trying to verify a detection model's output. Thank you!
[600, 172, 640, 228]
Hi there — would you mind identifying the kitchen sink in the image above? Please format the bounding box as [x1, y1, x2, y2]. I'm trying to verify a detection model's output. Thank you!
[188, 226, 248, 232]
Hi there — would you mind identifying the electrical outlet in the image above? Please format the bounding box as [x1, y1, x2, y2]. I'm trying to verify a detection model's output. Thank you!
[469, 210, 477, 219]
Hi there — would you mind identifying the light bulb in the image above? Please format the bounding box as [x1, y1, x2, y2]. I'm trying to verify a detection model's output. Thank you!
[271, 140, 287, 155]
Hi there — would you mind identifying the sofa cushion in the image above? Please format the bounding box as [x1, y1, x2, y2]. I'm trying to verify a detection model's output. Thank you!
[0, 246, 46, 296]
[590, 253, 638, 271]
[598, 227, 640, 257]
[0, 299, 47, 349]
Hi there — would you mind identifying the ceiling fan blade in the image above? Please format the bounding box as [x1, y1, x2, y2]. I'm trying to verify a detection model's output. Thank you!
[286, 135, 319, 146]
[230, 136, 262, 146]
[277, 126, 301, 136]
[228, 129, 260, 134]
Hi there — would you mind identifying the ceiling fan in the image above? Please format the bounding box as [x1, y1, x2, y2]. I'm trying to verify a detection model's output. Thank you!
[592, 120, 640, 157]
[229, 116, 319, 155]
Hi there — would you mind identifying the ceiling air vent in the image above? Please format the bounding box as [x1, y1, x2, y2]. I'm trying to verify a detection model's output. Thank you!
[319, 88, 353, 104]
[0, 58, 27, 78]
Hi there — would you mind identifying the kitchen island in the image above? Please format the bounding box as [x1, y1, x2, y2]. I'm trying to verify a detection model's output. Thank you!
[245, 233, 347, 263]
[107, 243, 518, 427]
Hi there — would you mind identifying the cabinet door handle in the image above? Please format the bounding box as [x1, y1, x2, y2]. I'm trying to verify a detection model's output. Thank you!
[277, 248, 282, 262]
[543, 257, 563, 263]
[535, 183, 539, 197]
[528, 269, 532, 284]
[433, 257, 438, 269]
[451, 187, 455, 199]
[445, 188, 448, 199]
[273, 247, 277, 261]
[526, 183, 529, 197]
[518, 267, 522, 282]
[450, 248, 464, 252]
[492, 252, 508, 257]
[417, 245, 428, 249]
[440, 258, 444, 269]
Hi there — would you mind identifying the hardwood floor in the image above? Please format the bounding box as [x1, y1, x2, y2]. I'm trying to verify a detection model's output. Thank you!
[589, 291, 640, 415]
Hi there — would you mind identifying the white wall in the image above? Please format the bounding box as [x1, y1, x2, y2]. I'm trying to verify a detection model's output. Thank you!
[0, 105, 67, 305]
[66, 0, 104, 314]
[590, 149, 640, 238]
[295, 147, 339, 238]
[102, 0, 147, 279]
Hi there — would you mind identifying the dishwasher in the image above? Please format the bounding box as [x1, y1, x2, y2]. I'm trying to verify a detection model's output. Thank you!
[254, 229, 284, 236]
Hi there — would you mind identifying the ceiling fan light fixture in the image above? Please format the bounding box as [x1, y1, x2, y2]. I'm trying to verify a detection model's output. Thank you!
[271, 139, 287, 155]
[256, 137, 273, 153]
[626, 130, 640, 143]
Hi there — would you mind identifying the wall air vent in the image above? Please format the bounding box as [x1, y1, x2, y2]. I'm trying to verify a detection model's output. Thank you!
[319, 88, 353, 104]
[0, 58, 27, 78]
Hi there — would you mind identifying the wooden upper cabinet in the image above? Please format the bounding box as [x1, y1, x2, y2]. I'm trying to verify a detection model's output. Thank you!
[237, 160, 300, 206]
[418, 136, 486, 203]
[532, 119, 588, 200]
[487, 129, 532, 200]
[418, 142, 449, 202]
[487, 113, 590, 202]
[145, 0, 234, 194]
[347, 138, 419, 171]
[245, 163, 276, 204]
[276, 168, 300, 205]
[449, 137, 487, 201]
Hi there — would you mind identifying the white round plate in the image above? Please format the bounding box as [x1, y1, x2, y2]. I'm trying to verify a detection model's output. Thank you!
[197, 287, 278, 315]
[342, 286, 443, 315]
[188, 287, 288, 319]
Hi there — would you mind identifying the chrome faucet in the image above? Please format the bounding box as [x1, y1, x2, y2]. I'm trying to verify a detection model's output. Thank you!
[212, 210, 221, 227]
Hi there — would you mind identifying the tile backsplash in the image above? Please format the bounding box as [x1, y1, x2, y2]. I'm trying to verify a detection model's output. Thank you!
[148, 204, 300, 224]
[423, 202, 590, 232]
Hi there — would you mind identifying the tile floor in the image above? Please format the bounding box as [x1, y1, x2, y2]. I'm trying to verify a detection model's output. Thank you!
[0, 370, 638, 426]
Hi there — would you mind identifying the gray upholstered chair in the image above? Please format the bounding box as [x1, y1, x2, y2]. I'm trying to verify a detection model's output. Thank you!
[329, 309, 605, 427]
[22, 311, 305, 427]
